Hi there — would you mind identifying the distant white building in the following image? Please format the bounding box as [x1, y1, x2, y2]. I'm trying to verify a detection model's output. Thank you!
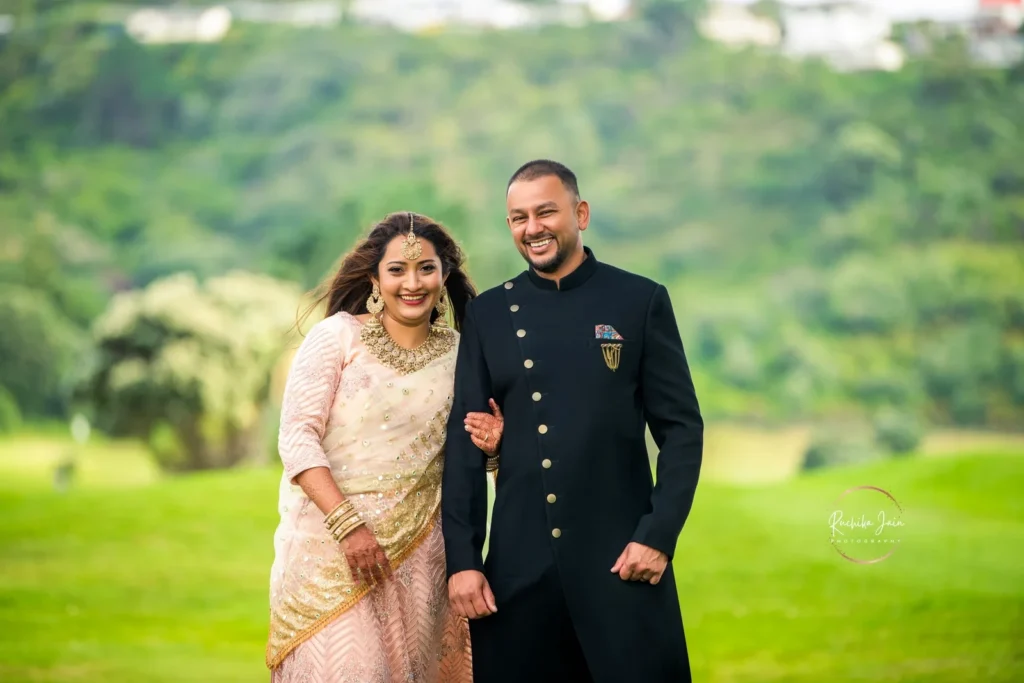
[779, 1, 905, 71]
[228, 1, 342, 27]
[977, 0, 1023, 29]
[583, 0, 632, 21]
[0, 15, 13, 35]
[348, 0, 629, 32]
[971, 0, 1024, 65]
[125, 6, 233, 44]
[699, 4, 782, 48]
[699, 1, 903, 70]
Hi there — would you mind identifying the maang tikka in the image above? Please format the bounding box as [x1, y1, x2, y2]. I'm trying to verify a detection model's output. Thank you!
[402, 212, 422, 260]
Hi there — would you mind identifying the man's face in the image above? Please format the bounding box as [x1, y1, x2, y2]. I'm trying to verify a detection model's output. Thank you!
[506, 175, 588, 274]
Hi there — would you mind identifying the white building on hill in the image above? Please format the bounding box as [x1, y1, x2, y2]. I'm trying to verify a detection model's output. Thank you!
[779, 1, 904, 71]
[348, 0, 630, 32]
[699, 3, 783, 48]
[125, 5, 233, 44]
[229, 1, 342, 27]
[699, 1, 904, 70]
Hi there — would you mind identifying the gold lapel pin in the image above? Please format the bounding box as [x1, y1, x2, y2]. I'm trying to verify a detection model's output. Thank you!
[601, 343, 621, 371]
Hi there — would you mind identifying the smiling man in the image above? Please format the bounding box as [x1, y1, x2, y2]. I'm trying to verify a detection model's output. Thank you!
[442, 159, 705, 682]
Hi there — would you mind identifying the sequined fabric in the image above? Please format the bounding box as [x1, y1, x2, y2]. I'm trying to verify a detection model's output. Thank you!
[268, 312, 471, 680]
[271, 522, 472, 683]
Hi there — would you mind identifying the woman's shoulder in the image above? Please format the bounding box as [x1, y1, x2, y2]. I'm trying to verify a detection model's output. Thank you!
[302, 311, 363, 347]
[332, 310, 368, 329]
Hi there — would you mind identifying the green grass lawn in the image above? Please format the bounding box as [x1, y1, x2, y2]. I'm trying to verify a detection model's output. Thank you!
[1, 436, 1022, 682]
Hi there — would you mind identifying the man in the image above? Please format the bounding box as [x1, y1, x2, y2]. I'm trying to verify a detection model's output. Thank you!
[441, 160, 704, 682]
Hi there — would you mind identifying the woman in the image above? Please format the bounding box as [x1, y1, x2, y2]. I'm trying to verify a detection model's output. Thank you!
[267, 212, 503, 682]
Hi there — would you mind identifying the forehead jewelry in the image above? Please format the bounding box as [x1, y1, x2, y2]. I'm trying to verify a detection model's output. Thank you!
[402, 211, 422, 260]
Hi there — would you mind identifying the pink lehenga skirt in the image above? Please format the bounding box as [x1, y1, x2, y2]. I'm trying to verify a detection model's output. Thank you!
[271, 521, 472, 683]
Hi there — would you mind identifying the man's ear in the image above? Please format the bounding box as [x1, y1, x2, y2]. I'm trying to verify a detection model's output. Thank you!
[576, 199, 591, 232]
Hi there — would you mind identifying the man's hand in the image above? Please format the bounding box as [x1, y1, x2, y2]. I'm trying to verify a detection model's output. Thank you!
[448, 570, 498, 619]
[611, 542, 669, 585]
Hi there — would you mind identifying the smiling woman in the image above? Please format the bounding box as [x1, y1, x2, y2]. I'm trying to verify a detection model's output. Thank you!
[266, 212, 501, 683]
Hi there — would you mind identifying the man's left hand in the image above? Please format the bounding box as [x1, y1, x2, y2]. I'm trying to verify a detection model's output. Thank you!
[611, 542, 668, 585]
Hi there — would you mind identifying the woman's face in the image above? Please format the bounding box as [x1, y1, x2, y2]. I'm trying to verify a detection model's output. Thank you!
[372, 235, 445, 328]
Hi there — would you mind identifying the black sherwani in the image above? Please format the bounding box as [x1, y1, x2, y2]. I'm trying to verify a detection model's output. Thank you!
[442, 247, 704, 683]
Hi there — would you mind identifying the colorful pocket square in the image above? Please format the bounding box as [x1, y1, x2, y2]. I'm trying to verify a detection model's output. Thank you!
[595, 324, 624, 340]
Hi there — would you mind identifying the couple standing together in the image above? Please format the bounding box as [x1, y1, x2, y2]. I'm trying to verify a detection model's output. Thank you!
[267, 160, 704, 683]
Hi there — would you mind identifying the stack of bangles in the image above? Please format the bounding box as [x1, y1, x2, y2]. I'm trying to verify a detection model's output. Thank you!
[324, 500, 365, 543]
[485, 452, 499, 473]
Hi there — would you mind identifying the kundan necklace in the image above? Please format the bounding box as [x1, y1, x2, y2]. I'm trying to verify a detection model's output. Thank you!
[360, 315, 455, 375]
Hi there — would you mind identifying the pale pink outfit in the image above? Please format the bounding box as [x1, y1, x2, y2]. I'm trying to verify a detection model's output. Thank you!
[268, 312, 472, 683]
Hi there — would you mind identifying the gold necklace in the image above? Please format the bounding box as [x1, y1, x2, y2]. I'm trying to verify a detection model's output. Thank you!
[360, 317, 455, 375]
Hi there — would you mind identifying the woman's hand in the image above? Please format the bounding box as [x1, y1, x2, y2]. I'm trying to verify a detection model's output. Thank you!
[464, 398, 504, 456]
[341, 525, 392, 586]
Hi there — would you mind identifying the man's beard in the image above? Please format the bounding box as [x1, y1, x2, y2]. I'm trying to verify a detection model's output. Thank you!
[523, 237, 572, 274]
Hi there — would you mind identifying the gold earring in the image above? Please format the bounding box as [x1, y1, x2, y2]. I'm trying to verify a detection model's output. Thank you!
[366, 283, 384, 326]
[433, 286, 449, 328]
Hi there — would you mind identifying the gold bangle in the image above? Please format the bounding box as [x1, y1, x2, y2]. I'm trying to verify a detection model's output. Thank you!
[324, 500, 355, 529]
[331, 518, 366, 543]
[336, 520, 363, 540]
[324, 501, 347, 522]
[329, 510, 363, 534]
[327, 511, 360, 535]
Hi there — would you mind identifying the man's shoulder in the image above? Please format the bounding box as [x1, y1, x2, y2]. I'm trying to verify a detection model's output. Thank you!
[595, 260, 663, 298]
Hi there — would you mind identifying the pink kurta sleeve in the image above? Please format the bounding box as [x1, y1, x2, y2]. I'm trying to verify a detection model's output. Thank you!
[277, 314, 349, 483]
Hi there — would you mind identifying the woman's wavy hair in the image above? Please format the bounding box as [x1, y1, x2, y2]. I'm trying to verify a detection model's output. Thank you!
[300, 212, 477, 333]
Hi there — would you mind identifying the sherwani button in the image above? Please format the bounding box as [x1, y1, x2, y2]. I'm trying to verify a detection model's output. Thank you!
[532, 392, 542, 401]
[504, 282, 514, 290]
[510, 304, 520, 312]
[542, 459, 552, 469]
[547, 494, 557, 503]
[517, 329, 526, 338]
[524, 359, 534, 369]
[551, 528, 562, 538]
[538, 424, 548, 434]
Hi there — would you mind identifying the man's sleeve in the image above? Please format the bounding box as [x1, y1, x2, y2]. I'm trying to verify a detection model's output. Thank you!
[441, 300, 492, 577]
[631, 284, 704, 558]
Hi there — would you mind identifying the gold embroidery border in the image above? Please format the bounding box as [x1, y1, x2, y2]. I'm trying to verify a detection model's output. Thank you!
[265, 509, 441, 670]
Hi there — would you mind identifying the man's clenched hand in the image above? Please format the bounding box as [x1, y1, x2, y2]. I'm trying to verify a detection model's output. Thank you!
[448, 570, 498, 619]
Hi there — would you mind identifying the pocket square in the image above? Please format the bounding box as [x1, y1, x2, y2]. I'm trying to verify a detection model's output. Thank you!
[595, 324, 624, 340]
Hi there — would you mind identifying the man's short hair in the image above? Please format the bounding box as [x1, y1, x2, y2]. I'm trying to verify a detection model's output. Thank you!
[507, 159, 580, 200]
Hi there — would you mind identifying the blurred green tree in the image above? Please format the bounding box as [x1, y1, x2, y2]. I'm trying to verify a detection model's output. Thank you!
[0, 285, 84, 418]
[79, 271, 302, 470]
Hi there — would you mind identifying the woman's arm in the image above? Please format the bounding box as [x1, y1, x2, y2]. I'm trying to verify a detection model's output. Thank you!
[293, 466, 345, 516]
[278, 318, 390, 582]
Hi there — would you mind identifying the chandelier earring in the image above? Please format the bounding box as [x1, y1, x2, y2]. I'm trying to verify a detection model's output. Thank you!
[433, 286, 449, 329]
[366, 282, 384, 328]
